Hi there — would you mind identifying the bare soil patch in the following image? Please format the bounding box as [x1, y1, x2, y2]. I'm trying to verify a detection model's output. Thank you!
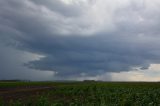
[0, 86, 54, 103]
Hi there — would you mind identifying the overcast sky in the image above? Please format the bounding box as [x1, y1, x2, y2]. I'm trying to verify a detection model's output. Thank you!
[1, 0, 160, 81]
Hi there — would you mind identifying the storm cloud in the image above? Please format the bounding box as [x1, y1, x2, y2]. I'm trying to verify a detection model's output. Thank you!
[1, 0, 160, 80]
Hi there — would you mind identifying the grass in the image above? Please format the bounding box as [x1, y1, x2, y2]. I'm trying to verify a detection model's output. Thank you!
[1, 81, 160, 105]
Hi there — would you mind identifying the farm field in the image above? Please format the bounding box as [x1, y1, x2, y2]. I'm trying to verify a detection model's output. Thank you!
[1, 81, 160, 106]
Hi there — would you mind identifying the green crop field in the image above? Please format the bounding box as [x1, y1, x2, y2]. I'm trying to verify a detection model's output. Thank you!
[1, 81, 160, 106]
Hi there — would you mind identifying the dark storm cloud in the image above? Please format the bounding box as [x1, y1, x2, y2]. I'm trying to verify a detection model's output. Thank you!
[21, 33, 160, 77]
[1, 0, 160, 79]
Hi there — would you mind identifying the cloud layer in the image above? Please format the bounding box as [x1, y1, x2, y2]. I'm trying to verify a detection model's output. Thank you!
[1, 0, 160, 80]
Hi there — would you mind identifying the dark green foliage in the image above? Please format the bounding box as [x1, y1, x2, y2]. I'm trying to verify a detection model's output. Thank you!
[1, 82, 160, 105]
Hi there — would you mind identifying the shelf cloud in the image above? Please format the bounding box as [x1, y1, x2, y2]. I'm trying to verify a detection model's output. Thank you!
[1, 0, 160, 80]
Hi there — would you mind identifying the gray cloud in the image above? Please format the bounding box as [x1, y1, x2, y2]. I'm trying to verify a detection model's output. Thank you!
[1, 0, 160, 80]
[0, 42, 55, 81]
[31, 0, 86, 17]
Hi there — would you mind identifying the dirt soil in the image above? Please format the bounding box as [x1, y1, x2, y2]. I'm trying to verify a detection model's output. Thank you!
[0, 86, 54, 103]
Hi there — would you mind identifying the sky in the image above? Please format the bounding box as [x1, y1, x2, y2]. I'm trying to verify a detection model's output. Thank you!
[1, 0, 160, 81]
